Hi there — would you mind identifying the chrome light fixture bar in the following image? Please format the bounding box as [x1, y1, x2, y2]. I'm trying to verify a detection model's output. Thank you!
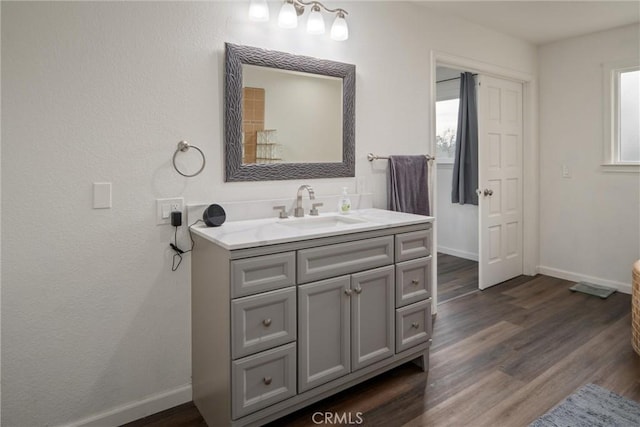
[249, 0, 349, 41]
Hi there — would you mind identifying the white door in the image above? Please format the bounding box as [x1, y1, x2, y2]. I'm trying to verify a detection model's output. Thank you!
[477, 75, 523, 289]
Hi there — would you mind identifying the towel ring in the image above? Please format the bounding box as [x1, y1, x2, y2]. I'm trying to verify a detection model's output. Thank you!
[172, 141, 206, 177]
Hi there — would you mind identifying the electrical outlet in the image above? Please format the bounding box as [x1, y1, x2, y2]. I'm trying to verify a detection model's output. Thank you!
[156, 197, 184, 225]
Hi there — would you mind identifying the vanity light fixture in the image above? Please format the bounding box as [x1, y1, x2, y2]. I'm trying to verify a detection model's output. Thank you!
[330, 10, 348, 41]
[278, 0, 298, 28]
[251, 0, 349, 41]
[248, 0, 270, 22]
[306, 4, 326, 35]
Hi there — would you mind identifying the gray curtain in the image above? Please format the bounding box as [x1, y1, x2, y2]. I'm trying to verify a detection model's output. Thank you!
[452, 72, 478, 205]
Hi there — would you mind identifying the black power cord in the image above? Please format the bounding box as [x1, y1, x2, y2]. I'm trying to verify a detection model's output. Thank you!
[170, 219, 203, 271]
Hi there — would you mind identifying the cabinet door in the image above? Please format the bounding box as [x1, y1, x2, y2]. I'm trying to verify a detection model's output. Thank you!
[351, 265, 395, 371]
[298, 276, 351, 392]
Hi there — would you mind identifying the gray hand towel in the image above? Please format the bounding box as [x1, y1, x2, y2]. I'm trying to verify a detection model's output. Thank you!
[387, 155, 430, 216]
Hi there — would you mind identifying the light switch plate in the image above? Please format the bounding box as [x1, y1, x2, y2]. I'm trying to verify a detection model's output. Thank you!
[156, 197, 184, 225]
[93, 182, 112, 209]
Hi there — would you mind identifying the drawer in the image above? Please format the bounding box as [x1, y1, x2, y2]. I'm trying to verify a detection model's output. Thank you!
[231, 287, 296, 359]
[395, 256, 432, 308]
[232, 343, 297, 419]
[395, 228, 432, 262]
[395, 299, 432, 353]
[231, 252, 296, 298]
[297, 236, 394, 284]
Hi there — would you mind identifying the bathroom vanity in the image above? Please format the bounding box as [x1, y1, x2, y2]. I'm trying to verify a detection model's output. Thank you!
[190, 208, 434, 426]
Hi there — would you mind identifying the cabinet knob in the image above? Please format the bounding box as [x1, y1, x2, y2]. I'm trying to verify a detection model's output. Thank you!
[354, 287, 362, 294]
[426, 296, 433, 302]
[262, 318, 272, 327]
[263, 376, 272, 385]
[411, 279, 420, 286]
[344, 289, 353, 296]
[411, 322, 420, 329]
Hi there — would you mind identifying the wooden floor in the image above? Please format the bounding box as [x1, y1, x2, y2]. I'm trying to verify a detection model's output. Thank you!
[124, 275, 639, 427]
[437, 253, 478, 303]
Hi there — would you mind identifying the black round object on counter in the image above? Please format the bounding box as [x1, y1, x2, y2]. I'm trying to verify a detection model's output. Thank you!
[203, 204, 226, 227]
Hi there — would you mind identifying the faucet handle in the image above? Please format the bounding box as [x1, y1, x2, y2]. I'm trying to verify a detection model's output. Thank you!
[310, 202, 323, 216]
[273, 205, 288, 219]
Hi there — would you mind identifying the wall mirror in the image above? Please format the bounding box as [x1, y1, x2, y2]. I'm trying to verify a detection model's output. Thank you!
[224, 43, 355, 181]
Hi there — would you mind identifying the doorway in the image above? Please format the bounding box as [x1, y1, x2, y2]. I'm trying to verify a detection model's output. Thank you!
[431, 54, 534, 309]
[434, 65, 480, 304]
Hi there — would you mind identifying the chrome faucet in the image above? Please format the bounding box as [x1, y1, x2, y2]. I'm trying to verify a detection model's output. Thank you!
[294, 185, 315, 217]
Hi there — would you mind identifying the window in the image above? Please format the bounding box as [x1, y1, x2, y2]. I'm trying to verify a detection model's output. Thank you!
[436, 77, 460, 164]
[436, 99, 459, 163]
[603, 60, 640, 171]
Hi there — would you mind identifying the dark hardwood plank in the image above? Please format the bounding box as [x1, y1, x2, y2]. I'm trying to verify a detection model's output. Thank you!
[124, 275, 639, 427]
[437, 253, 478, 303]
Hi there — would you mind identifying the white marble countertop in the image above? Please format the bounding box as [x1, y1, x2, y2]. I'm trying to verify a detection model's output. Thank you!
[190, 208, 434, 250]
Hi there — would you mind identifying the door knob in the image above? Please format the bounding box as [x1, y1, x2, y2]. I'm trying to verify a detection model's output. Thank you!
[344, 289, 353, 296]
[354, 287, 362, 294]
[483, 189, 494, 196]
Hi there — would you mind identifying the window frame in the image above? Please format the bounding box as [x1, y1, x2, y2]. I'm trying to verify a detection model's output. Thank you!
[602, 59, 640, 172]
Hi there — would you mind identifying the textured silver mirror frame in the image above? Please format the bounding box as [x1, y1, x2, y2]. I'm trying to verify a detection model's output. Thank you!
[224, 43, 356, 182]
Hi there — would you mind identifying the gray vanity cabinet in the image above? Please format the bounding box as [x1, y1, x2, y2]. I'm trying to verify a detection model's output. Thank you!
[191, 221, 433, 427]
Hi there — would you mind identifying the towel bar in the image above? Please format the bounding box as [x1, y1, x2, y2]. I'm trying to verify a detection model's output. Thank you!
[367, 153, 435, 162]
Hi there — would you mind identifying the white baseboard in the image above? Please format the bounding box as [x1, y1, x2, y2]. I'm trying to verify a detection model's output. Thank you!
[538, 265, 632, 295]
[437, 246, 479, 262]
[69, 384, 192, 427]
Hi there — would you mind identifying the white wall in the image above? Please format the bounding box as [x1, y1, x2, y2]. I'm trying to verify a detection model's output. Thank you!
[538, 24, 640, 291]
[1, 2, 536, 425]
[437, 166, 479, 260]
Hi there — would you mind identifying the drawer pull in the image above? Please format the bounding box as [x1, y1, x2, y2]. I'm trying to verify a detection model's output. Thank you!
[263, 376, 272, 385]
[411, 322, 420, 329]
[354, 287, 362, 294]
[344, 289, 353, 296]
[262, 318, 272, 327]
[411, 279, 420, 286]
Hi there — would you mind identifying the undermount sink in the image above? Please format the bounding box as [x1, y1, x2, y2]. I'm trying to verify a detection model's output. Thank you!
[279, 214, 367, 230]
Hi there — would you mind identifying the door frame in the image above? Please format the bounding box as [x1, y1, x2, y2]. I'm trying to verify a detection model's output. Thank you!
[429, 50, 539, 312]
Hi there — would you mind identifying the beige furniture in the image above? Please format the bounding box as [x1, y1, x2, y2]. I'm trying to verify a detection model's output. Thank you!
[191, 222, 433, 426]
[632, 260, 640, 356]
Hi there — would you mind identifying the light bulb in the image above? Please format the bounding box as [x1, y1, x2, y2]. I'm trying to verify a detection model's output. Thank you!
[330, 12, 348, 41]
[248, 0, 269, 22]
[306, 6, 325, 35]
[278, 1, 298, 29]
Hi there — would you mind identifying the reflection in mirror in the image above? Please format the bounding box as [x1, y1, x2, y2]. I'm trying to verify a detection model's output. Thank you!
[242, 65, 343, 164]
[225, 43, 355, 182]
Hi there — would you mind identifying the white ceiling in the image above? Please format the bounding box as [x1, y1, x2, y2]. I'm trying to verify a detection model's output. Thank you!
[419, 1, 640, 45]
